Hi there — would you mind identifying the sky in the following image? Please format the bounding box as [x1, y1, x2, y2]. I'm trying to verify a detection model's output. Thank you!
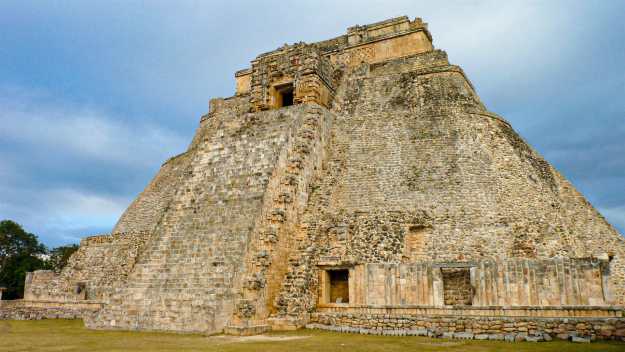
[0, 1, 623, 247]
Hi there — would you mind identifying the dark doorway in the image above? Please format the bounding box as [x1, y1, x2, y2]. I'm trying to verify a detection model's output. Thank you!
[329, 269, 349, 304]
[275, 83, 294, 108]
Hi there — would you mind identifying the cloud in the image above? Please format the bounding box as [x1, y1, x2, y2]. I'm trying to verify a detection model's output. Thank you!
[0, 86, 187, 246]
[0, 0, 622, 245]
[0, 86, 187, 167]
[0, 185, 130, 245]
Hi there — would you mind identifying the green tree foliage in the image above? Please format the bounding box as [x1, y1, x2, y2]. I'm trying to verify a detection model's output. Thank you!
[0, 220, 49, 299]
[0, 254, 47, 299]
[0, 220, 46, 269]
[0, 220, 80, 299]
[48, 245, 79, 272]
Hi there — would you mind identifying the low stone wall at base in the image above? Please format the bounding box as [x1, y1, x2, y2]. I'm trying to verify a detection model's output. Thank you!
[309, 309, 625, 342]
[0, 300, 102, 320]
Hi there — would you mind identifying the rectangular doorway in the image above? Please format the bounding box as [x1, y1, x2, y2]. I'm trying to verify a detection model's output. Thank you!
[274, 83, 294, 108]
[320, 268, 350, 305]
[442, 268, 473, 306]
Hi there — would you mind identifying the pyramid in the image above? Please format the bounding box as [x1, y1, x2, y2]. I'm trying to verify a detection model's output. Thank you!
[21, 16, 625, 338]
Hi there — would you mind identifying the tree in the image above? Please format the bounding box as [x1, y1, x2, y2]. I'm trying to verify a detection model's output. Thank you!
[48, 245, 79, 272]
[0, 220, 80, 299]
[0, 220, 46, 268]
[0, 220, 49, 299]
[0, 254, 47, 299]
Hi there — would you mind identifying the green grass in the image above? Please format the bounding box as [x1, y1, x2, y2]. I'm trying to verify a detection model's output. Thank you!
[0, 320, 624, 352]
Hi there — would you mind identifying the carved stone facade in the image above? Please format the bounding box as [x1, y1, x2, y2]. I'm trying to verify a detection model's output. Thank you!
[248, 44, 335, 111]
[6, 16, 625, 341]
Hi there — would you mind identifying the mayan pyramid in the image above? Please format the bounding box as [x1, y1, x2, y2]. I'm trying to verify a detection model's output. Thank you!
[21, 16, 625, 337]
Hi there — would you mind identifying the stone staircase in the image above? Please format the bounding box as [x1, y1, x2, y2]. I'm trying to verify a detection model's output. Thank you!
[86, 106, 306, 334]
[227, 104, 334, 334]
[270, 117, 350, 321]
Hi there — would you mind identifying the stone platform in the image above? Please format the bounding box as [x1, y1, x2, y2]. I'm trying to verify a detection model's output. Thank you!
[0, 300, 102, 320]
[309, 305, 625, 341]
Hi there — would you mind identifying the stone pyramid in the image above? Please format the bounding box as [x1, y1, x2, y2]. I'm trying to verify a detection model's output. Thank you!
[22, 16, 624, 337]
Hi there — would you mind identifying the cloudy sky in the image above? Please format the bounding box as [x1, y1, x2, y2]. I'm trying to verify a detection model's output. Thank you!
[1, 1, 623, 247]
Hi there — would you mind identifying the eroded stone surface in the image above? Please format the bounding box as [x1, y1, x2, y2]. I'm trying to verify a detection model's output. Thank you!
[8, 15, 625, 339]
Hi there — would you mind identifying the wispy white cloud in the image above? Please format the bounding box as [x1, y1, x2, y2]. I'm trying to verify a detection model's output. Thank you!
[45, 188, 129, 219]
[37, 188, 129, 242]
[0, 184, 130, 245]
[0, 86, 187, 245]
[0, 86, 187, 167]
[0, 0, 622, 245]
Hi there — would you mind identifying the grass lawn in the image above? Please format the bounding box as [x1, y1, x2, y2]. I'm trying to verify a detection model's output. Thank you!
[1, 319, 624, 352]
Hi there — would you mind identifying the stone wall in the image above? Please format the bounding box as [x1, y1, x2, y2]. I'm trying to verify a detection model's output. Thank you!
[309, 308, 625, 341]
[271, 45, 625, 324]
[249, 44, 335, 111]
[442, 268, 472, 306]
[0, 300, 101, 320]
[329, 31, 433, 68]
[348, 259, 607, 308]
[24, 232, 150, 302]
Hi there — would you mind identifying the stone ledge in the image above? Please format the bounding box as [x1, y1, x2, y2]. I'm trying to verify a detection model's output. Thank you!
[224, 324, 271, 336]
[162, 151, 189, 166]
[0, 299, 103, 310]
[0, 300, 102, 321]
[306, 316, 625, 342]
[314, 305, 624, 318]
[268, 316, 309, 331]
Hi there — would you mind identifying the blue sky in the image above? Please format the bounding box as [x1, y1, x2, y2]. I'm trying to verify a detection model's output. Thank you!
[1, 1, 623, 247]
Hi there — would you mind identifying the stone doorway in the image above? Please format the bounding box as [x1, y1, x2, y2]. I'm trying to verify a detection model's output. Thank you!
[441, 268, 473, 306]
[328, 269, 349, 304]
[320, 268, 350, 305]
[274, 83, 294, 108]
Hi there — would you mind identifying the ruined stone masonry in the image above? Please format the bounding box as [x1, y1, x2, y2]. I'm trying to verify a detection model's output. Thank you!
[4, 16, 625, 342]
